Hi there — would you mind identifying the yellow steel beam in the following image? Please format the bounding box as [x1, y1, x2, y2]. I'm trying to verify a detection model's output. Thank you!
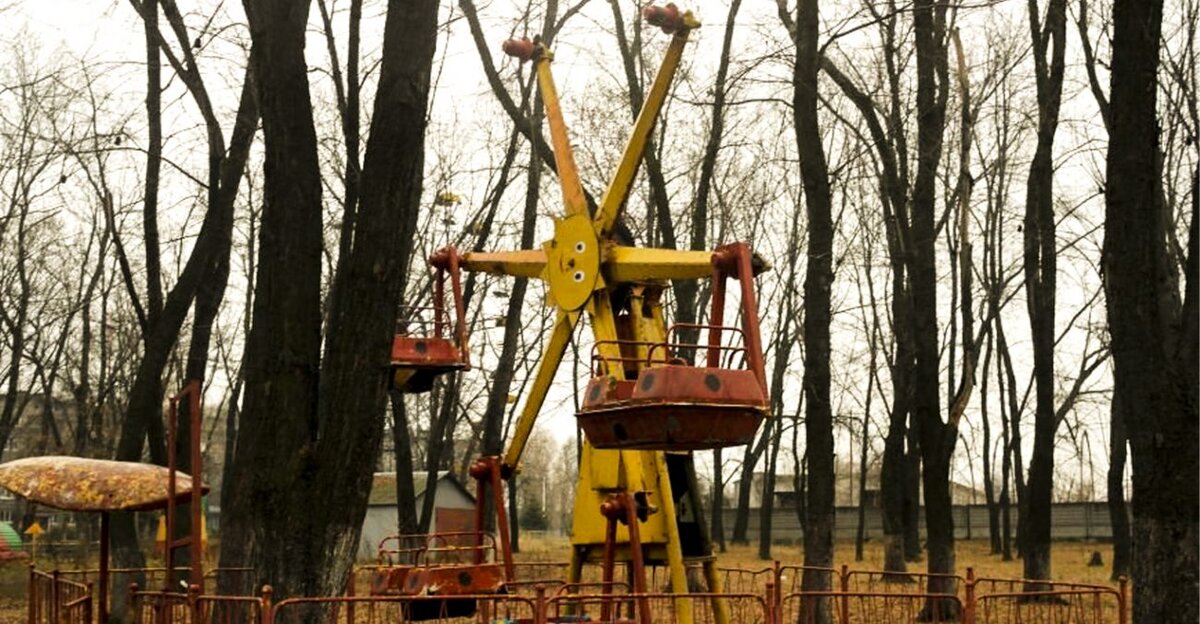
[588, 293, 626, 379]
[460, 250, 546, 278]
[594, 27, 696, 238]
[703, 559, 731, 624]
[501, 309, 578, 473]
[462, 247, 717, 283]
[604, 246, 715, 281]
[533, 53, 588, 218]
[653, 451, 694, 624]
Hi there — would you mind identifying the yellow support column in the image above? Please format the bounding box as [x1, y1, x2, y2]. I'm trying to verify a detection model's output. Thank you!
[653, 452, 694, 624]
[703, 558, 730, 624]
[532, 54, 589, 217]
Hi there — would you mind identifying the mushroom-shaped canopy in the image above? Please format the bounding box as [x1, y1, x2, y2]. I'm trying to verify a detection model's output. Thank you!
[0, 456, 205, 512]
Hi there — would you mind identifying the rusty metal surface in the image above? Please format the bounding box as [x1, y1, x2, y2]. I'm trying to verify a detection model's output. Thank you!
[391, 337, 468, 393]
[0, 456, 204, 512]
[369, 566, 415, 595]
[402, 563, 506, 596]
[579, 403, 765, 451]
[391, 336, 466, 368]
[390, 246, 471, 396]
[578, 365, 767, 451]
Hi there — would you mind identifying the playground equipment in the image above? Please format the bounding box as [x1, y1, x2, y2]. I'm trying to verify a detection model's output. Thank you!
[366, 457, 516, 620]
[391, 247, 471, 394]
[576, 242, 768, 451]
[368, 6, 769, 622]
[0, 458, 204, 624]
[0, 381, 206, 624]
[409, 4, 770, 623]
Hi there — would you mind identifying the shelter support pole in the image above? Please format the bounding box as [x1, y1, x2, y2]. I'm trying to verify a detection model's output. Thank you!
[99, 512, 109, 624]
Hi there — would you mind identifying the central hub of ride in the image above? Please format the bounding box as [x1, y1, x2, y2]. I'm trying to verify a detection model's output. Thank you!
[543, 213, 601, 310]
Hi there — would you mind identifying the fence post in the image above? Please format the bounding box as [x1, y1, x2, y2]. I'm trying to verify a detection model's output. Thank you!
[127, 583, 139, 624]
[51, 570, 60, 624]
[84, 582, 94, 624]
[963, 567, 975, 624]
[1117, 576, 1128, 624]
[28, 565, 36, 624]
[187, 584, 200, 624]
[765, 582, 776, 624]
[839, 564, 849, 624]
[344, 572, 354, 624]
[259, 585, 273, 624]
[534, 585, 547, 624]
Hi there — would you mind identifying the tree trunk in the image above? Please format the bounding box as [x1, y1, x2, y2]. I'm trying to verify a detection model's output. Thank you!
[170, 58, 258, 581]
[731, 425, 770, 544]
[220, 0, 440, 602]
[757, 418, 781, 561]
[419, 386, 457, 533]
[1021, 0, 1067, 586]
[981, 332, 1001, 554]
[710, 447, 725, 552]
[880, 410, 910, 572]
[855, 411, 870, 562]
[820, 37, 916, 573]
[390, 392, 419, 537]
[911, 0, 957, 611]
[903, 430, 922, 562]
[1103, 2, 1199, 620]
[792, 0, 835, 619]
[999, 354, 1013, 560]
[1107, 388, 1131, 581]
[996, 315, 1027, 557]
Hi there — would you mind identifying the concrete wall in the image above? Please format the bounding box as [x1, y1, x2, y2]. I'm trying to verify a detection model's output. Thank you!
[721, 502, 1123, 544]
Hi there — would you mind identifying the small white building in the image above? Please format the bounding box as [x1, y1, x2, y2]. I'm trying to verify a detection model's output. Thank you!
[357, 471, 476, 562]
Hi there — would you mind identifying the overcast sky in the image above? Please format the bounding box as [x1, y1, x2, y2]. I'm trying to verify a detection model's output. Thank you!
[1, 0, 1143, 501]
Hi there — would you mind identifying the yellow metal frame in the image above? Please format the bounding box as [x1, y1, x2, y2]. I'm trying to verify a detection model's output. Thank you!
[464, 11, 728, 624]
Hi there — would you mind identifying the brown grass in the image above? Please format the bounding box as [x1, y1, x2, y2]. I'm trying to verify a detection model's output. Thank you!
[515, 536, 1122, 587]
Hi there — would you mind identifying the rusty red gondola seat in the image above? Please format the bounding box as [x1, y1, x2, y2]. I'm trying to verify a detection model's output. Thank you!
[576, 239, 771, 452]
[577, 363, 767, 451]
[391, 334, 468, 393]
[391, 247, 471, 394]
[370, 531, 506, 621]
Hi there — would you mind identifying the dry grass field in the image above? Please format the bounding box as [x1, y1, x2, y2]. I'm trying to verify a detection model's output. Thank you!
[512, 536, 1122, 587]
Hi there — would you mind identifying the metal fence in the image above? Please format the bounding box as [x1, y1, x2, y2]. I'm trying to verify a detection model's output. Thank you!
[32, 562, 1130, 624]
[28, 568, 92, 624]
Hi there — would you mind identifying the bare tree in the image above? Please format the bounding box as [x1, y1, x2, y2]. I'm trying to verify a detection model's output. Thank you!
[219, 0, 441, 599]
[1021, 0, 1067, 586]
[1103, 1, 1198, 621]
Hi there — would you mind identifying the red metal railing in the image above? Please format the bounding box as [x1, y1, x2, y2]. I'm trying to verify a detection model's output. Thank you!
[129, 584, 269, 624]
[271, 592, 538, 624]
[56, 568, 257, 601]
[375, 531, 498, 565]
[547, 591, 768, 624]
[589, 325, 751, 377]
[29, 568, 92, 624]
[394, 305, 451, 337]
[779, 590, 964, 624]
[36, 561, 1130, 624]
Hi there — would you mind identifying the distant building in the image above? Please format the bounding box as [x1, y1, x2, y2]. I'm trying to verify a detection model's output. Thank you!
[357, 471, 475, 562]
